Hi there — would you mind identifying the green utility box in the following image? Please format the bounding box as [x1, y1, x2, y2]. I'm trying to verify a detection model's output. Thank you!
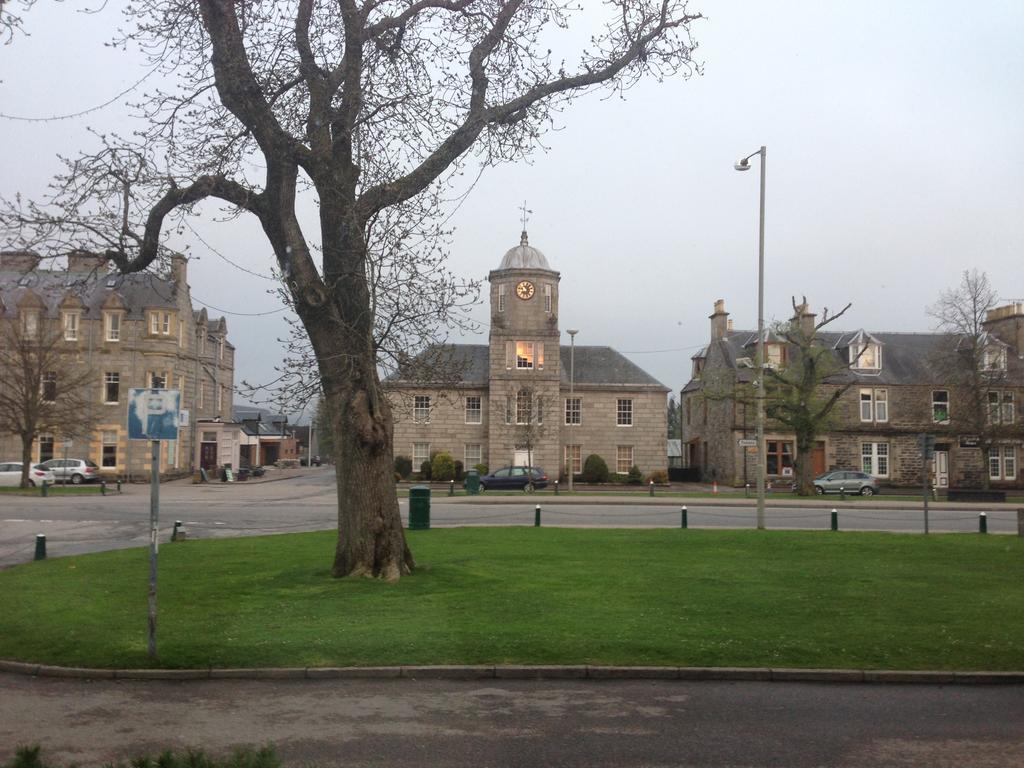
[465, 469, 481, 495]
[409, 485, 431, 530]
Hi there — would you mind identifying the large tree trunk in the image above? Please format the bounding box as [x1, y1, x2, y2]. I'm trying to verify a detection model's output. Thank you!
[795, 432, 814, 496]
[20, 432, 33, 489]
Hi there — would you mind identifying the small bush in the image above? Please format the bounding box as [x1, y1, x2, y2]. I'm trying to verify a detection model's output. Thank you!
[394, 455, 413, 479]
[627, 465, 643, 485]
[581, 454, 609, 484]
[420, 460, 432, 480]
[454, 460, 464, 481]
[647, 469, 669, 485]
[431, 452, 456, 482]
[474, 463, 488, 476]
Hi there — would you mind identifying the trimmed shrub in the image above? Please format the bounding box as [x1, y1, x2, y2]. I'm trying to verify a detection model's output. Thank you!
[454, 460, 464, 481]
[627, 465, 643, 485]
[420, 460, 432, 480]
[474, 463, 488, 476]
[647, 469, 669, 485]
[581, 454, 609, 484]
[394, 455, 413, 479]
[431, 452, 456, 482]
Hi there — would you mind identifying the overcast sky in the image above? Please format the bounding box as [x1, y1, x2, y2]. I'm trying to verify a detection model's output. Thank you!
[2, 1, 1021, 417]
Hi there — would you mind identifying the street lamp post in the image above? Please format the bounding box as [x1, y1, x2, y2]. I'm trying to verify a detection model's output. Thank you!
[734, 146, 767, 530]
[567, 329, 578, 493]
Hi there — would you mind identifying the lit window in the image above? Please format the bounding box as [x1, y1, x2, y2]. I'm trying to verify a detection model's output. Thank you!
[765, 343, 786, 368]
[564, 444, 582, 475]
[616, 399, 633, 426]
[565, 397, 581, 425]
[983, 346, 1007, 371]
[932, 391, 949, 424]
[516, 341, 534, 369]
[851, 342, 881, 369]
[414, 395, 431, 423]
[465, 396, 482, 424]
[616, 446, 634, 474]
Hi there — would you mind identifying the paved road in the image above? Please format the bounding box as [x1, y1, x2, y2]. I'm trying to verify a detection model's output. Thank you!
[2, 673, 1023, 767]
[1, 471, 1020, 566]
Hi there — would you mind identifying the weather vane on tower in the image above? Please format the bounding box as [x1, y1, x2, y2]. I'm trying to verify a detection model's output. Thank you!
[519, 200, 532, 246]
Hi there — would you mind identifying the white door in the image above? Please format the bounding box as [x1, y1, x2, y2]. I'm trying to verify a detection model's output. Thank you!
[513, 447, 531, 467]
[934, 451, 949, 488]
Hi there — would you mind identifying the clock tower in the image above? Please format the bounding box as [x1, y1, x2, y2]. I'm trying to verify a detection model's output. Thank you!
[487, 230, 561, 472]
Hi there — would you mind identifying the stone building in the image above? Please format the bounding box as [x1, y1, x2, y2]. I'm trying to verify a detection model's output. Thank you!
[0, 250, 235, 478]
[385, 232, 669, 478]
[681, 299, 1024, 490]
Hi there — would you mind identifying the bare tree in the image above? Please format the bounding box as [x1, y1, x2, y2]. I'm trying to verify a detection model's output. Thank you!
[928, 270, 1011, 489]
[0, 1, 703, 580]
[0, 318, 97, 488]
[512, 386, 546, 490]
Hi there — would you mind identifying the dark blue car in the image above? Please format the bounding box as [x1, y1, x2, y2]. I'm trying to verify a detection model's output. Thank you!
[479, 466, 549, 491]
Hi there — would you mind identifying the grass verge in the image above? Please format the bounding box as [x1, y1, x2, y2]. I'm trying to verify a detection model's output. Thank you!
[0, 486, 104, 496]
[1, 528, 1021, 671]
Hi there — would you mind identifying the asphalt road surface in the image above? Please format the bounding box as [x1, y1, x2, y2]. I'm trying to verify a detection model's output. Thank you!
[2, 673, 1023, 767]
[1, 470, 1020, 567]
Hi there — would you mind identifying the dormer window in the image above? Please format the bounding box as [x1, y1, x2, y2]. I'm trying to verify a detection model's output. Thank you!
[851, 342, 881, 370]
[22, 310, 39, 339]
[983, 345, 1007, 372]
[765, 343, 787, 368]
[62, 311, 80, 341]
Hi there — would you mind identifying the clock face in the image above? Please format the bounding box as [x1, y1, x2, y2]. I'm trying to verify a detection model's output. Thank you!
[515, 280, 535, 300]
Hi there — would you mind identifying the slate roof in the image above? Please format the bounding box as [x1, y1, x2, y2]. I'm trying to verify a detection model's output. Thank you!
[0, 268, 179, 319]
[684, 328, 1023, 392]
[386, 343, 668, 391]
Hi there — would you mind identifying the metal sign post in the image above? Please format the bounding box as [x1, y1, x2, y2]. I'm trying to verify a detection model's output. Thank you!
[920, 434, 934, 535]
[128, 389, 181, 660]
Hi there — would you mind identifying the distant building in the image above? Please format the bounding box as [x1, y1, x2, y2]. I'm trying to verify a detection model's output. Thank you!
[0, 250, 235, 477]
[384, 232, 669, 477]
[681, 298, 1024, 490]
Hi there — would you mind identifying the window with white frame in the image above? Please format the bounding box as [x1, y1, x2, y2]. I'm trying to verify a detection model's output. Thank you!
[41, 372, 57, 402]
[104, 312, 121, 342]
[851, 342, 881, 370]
[465, 443, 482, 468]
[565, 397, 581, 425]
[516, 389, 532, 425]
[616, 398, 633, 426]
[465, 396, 482, 424]
[988, 391, 1015, 424]
[62, 311, 80, 341]
[505, 394, 513, 425]
[983, 345, 1007, 371]
[564, 444, 582, 475]
[765, 343, 787, 368]
[22, 310, 39, 339]
[932, 390, 950, 424]
[150, 372, 167, 389]
[859, 388, 888, 423]
[989, 446, 1017, 481]
[104, 372, 120, 404]
[616, 446, 634, 474]
[101, 430, 118, 468]
[861, 442, 889, 477]
[498, 283, 506, 313]
[413, 442, 430, 469]
[413, 395, 431, 423]
[516, 341, 535, 369]
[543, 284, 552, 313]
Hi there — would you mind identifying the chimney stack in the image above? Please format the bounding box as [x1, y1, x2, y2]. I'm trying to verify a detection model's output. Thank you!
[170, 253, 188, 288]
[67, 250, 109, 274]
[794, 300, 816, 337]
[983, 302, 1024, 356]
[710, 299, 730, 341]
[0, 250, 42, 273]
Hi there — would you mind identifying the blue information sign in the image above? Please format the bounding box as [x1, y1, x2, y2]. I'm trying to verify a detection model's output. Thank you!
[127, 389, 181, 440]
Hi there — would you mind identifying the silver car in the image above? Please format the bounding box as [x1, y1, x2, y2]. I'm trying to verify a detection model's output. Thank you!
[40, 458, 102, 484]
[814, 470, 880, 496]
[0, 461, 58, 487]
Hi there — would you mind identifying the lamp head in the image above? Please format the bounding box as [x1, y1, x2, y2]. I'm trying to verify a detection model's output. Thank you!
[734, 159, 751, 171]
[567, 328, 579, 338]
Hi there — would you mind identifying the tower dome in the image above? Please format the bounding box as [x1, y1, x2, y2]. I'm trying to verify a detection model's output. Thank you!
[497, 230, 552, 271]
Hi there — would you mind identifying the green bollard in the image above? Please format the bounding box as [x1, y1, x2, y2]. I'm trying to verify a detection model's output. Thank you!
[979, 512, 988, 534]
[100, 480, 107, 496]
[649, 480, 655, 497]
[681, 505, 688, 529]
[554, 480, 559, 495]
[745, 484, 750, 498]
[840, 485, 846, 501]
[34, 534, 46, 561]
[534, 504, 541, 527]
[831, 508, 838, 531]
[449, 479, 454, 497]
[117, 478, 122, 493]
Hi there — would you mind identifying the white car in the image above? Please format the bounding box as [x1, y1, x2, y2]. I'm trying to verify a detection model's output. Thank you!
[0, 461, 58, 487]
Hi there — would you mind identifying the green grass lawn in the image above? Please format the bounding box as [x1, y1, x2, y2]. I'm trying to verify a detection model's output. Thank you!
[0, 485, 105, 496]
[1, 528, 1022, 671]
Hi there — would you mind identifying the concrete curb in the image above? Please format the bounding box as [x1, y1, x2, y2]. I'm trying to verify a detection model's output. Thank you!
[3, 659, 1022, 684]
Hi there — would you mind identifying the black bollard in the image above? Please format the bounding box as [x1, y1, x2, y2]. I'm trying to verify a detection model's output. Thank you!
[534, 504, 541, 527]
[34, 534, 46, 561]
[681, 505, 688, 529]
[831, 508, 838, 532]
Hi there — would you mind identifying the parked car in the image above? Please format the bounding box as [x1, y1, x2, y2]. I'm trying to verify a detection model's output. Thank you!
[813, 470, 880, 496]
[40, 458, 101, 484]
[478, 466, 549, 491]
[0, 461, 57, 487]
